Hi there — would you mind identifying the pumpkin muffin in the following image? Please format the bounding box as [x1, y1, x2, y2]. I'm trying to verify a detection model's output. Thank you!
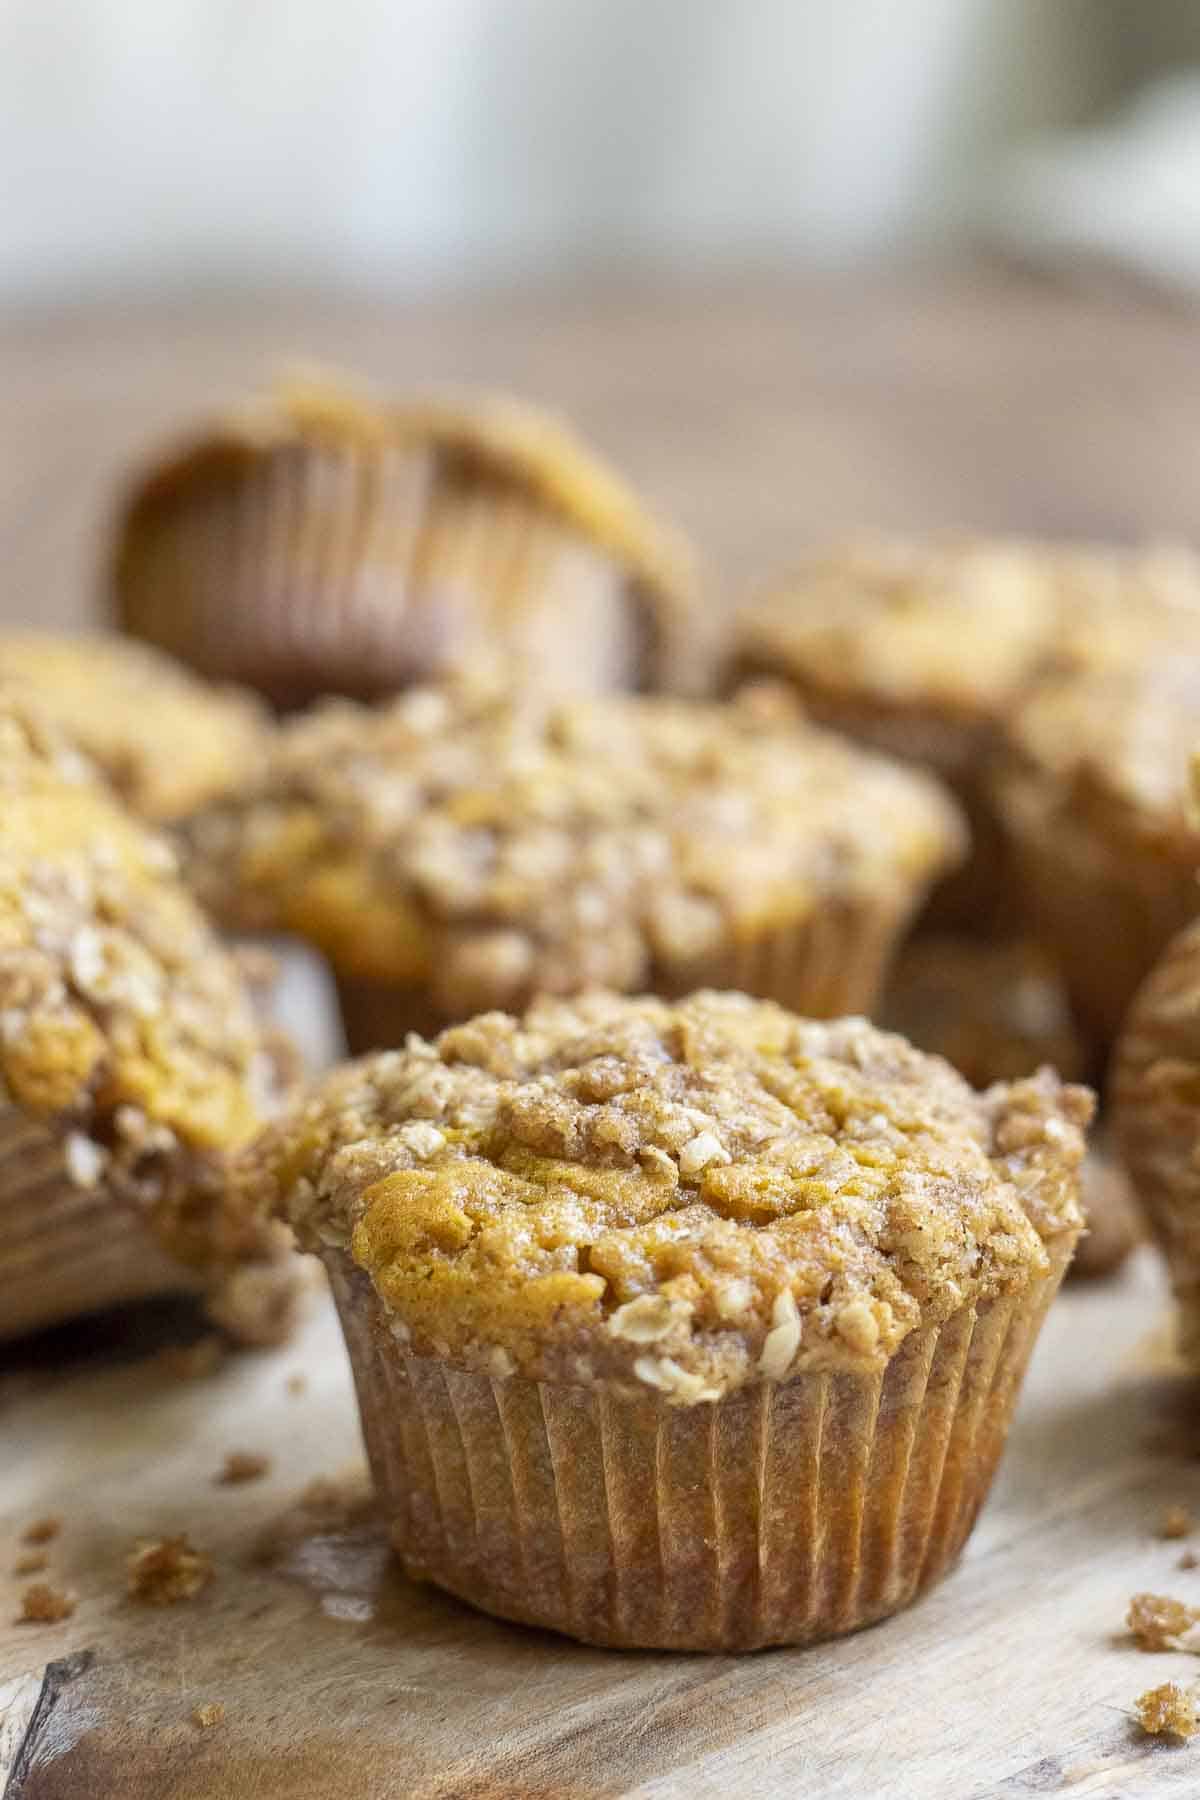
[110, 375, 702, 709]
[248, 989, 1091, 1650]
[1114, 914, 1200, 1355]
[183, 679, 965, 1053]
[0, 631, 267, 823]
[992, 659, 1200, 1050]
[0, 702, 299, 1342]
[729, 537, 1200, 926]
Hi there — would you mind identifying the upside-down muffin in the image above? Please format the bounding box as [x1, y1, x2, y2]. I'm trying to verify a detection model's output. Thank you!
[110, 375, 703, 709]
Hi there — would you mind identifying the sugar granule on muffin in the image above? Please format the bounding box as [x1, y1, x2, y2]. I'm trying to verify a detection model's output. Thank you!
[248, 989, 1090, 1650]
[184, 678, 965, 1051]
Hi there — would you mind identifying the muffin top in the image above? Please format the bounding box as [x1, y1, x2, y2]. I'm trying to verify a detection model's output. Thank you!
[995, 658, 1200, 858]
[257, 990, 1091, 1398]
[0, 703, 275, 1159]
[732, 538, 1056, 740]
[0, 632, 267, 822]
[114, 375, 700, 691]
[732, 537, 1200, 764]
[185, 680, 964, 1014]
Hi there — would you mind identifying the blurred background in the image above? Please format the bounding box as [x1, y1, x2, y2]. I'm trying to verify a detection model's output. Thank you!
[5, 0, 1200, 622]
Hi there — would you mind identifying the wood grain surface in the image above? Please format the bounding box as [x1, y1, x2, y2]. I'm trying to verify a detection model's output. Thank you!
[1, 1250, 1197, 1799]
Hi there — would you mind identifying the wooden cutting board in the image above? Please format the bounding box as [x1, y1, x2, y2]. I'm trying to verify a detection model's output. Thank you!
[3, 1248, 1200, 1800]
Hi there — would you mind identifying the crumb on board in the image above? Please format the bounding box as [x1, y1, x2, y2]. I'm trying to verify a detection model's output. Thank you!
[1136, 1681, 1199, 1740]
[155, 1336, 226, 1381]
[1181, 1552, 1200, 1572]
[127, 1535, 213, 1605]
[16, 1582, 75, 1624]
[285, 1372, 307, 1397]
[12, 1551, 49, 1576]
[215, 1450, 271, 1486]
[1128, 1592, 1200, 1651]
[1160, 1507, 1194, 1541]
[22, 1516, 61, 1545]
[191, 1703, 226, 1730]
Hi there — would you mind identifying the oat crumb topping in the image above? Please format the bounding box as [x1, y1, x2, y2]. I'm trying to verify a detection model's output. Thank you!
[251, 989, 1090, 1399]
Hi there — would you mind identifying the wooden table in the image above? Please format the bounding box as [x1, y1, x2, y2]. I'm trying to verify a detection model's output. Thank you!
[6, 272, 1200, 1798]
[3, 267, 1200, 636]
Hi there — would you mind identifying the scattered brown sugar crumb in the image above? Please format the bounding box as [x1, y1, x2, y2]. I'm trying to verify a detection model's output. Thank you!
[191, 1703, 226, 1730]
[1128, 1592, 1200, 1651]
[1181, 1552, 1200, 1571]
[1160, 1507, 1195, 1541]
[22, 1516, 61, 1545]
[155, 1335, 226, 1381]
[215, 1450, 271, 1486]
[285, 1372, 307, 1397]
[16, 1582, 75, 1624]
[127, 1535, 213, 1605]
[1135, 1681, 1199, 1740]
[12, 1551, 49, 1576]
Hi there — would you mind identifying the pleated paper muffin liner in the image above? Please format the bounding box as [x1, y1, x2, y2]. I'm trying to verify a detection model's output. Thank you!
[325, 1237, 1072, 1652]
[1000, 798, 1195, 1051]
[0, 1102, 311, 1345]
[113, 398, 698, 709]
[0, 1104, 197, 1340]
[332, 892, 918, 1056]
[1114, 920, 1200, 1358]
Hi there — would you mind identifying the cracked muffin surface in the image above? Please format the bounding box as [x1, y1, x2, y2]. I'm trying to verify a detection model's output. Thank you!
[0, 630, 267, 822]
[184, 679, 965, 1019]
[256, 990, 1091, 1401]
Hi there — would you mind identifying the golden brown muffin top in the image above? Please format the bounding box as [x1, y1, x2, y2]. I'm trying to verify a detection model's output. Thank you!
[733, 538, 1200, 760]
[185, 680, 964, 1013]
[995, 658, 1200, 859]
[0, 704, 274, 1157]
[732, 537, 1056, 732]
[117, 373, 700, 686]
[1050, 542, 1200, 676]
[0, 632, 267, 823]
[256, 990, 1090, 1397]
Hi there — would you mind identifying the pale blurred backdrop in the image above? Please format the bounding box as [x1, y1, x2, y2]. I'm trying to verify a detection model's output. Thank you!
[6, 1, 1200, 637]
[5, 0, 1200, 303]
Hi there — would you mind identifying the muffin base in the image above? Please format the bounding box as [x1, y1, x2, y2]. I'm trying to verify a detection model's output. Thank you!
[334, 893, 920, 1055]
[325, 1238, 1072, 1651]
[1003, 805, 1195, 1050]
[0, 1106, 195, 1340]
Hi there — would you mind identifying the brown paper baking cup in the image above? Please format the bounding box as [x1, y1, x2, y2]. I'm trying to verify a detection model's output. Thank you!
[1002, 808, 1194, 1050]
[113, 418, 690, 709]
[0, 1106, 195, 1340]
[325, 1237, 1070, 1650]
[333, 895, 916, 1056]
